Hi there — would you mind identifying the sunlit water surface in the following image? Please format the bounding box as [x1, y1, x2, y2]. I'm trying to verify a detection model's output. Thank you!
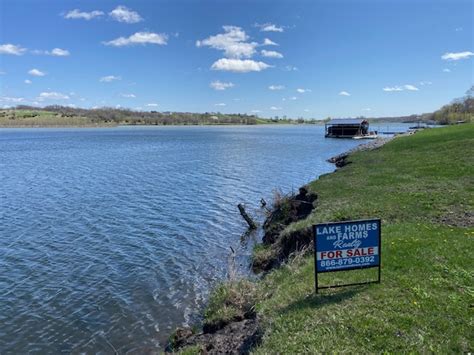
[0, 124, 410, 352]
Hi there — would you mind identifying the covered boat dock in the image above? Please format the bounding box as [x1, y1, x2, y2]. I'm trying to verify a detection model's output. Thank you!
[325, 119, 369, 138]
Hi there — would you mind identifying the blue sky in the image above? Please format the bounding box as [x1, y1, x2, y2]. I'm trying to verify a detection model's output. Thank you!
[0, 0, 472, 118]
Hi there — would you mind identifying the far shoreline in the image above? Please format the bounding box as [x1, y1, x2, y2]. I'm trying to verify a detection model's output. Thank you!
[0, 121, 419, 130]
[0, 122, 325, 129]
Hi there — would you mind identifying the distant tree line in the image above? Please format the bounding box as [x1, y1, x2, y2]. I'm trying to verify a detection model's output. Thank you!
[8, 105, 324, 126]
[369, 86, 474, 125]
[426, 86, 474, 124]
[12, 105, 265, 125]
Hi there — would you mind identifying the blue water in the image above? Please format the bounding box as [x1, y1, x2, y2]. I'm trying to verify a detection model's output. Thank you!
[0, 124, 409, 352]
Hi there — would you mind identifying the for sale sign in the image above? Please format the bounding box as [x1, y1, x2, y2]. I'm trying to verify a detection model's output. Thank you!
[313, 219, 381, 292]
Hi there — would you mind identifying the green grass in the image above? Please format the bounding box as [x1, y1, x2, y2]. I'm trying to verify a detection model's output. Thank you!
[177, 345, 203, 355]
[0, 110, 110, 127]
[204, 279, 257, 329]
[197, 124, 474, 353]
[254, 223, 472, 353]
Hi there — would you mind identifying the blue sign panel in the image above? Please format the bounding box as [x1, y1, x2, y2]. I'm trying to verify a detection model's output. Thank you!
[314, 219, 381, 273]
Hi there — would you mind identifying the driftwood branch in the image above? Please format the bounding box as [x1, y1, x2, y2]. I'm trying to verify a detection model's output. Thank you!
[237, 203, 257, 230]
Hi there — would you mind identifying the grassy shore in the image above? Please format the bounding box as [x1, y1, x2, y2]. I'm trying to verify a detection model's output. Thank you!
[199, 124, 473, 353]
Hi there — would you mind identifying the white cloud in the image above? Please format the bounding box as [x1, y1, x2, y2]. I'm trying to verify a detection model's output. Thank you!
[297, 88, 311, 93]
[257, 23, 284, 32]
[38, 91, 70, 100]
[146, 103, 158, 107]
[64, 9, 104, 20]
[0, 96, 25, 103]
[383, 84, 419, 92]
[109, 5, 143, 24]
[211, 58, 271, 73]
[441, 51, 474, 61]
[262, 38, 278, 46]
[339, 91, 351, 96]
[303, 109, 310, 112]
[261, 49, 283, 58]
[121, 93, 136, 98]
[24, 79, 32, 84]
[100, 75, 121, 82]
[269, 85, 285, 90]
[419, 81, 432, 86]
[210, 80, 235, 90]
[28, 68, 46, 77]
[104, 32, 168, 47]
[50, 48, 70, 56]
[196, 26, 258, 59]
[215, 103, 226, 106]
[270, 106, 282, 110]
[32, 48, 71, 56]
[289, 96, 297, 100]
[383, 86, 403, 92]
[363, 108, 372, 112]
[284, 65, 298, 71]
[404, 84, 419, 91]
[443, 68, 451, 73]
[0, 44, 27, 55]
[0, 71, 5, 75]
[250, 109, 261, 113]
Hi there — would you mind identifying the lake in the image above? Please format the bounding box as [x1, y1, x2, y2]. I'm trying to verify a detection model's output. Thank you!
[0, 124, 409, 352]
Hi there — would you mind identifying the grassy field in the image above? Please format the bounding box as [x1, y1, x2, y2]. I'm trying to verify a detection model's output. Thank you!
[201, 124, 473, 353]
[0, 110, 113, 127]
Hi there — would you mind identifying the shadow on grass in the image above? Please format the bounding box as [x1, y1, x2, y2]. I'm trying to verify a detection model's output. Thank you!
[280, 286, 366, 315]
